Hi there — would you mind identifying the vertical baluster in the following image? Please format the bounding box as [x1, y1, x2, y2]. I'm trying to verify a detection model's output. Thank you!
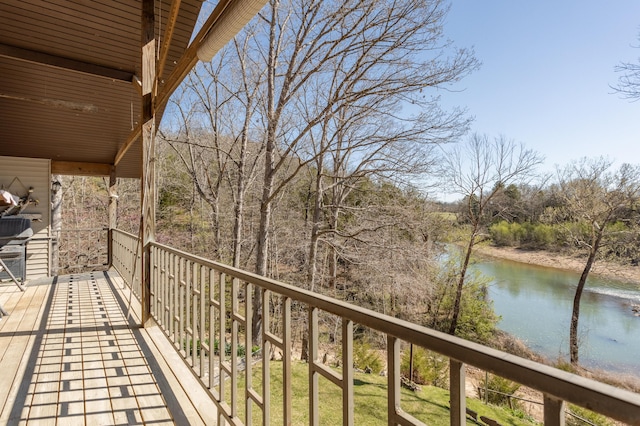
[155, 247, 161, 323]
[282, 296, 291, 426]
[219, 272, 227, 405]
[309, 307, 318, 426]
[163, 249, 168, 326]
[262, 289, 270, 426]
[153, 247, 158, 320]
[170, 252, 176, 340]
[150, 246, 155, 317]
[192, 261, 198, 368]
[543, 394, 566, 426]
[164, 250, 169, 329]
[209, 267, 216, 390]
[342, 319, 354, 426]
[449, 359, 466, 426]
[179, 257, 185, 352]
[245, 282, 254, 425]
[200, 264, 206, 378]
[387, 336, 400, 426]
[155, 247, 161, 320]
[137, 238, 142, 296]
[231, 277, 239, 419]
[185, 260, 191, 358]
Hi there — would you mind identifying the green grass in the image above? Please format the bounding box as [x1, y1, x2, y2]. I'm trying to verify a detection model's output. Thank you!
[222, 360, 538, 425]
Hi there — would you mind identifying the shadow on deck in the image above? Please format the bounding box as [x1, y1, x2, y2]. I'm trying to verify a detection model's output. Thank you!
[0, 271, 217, 425]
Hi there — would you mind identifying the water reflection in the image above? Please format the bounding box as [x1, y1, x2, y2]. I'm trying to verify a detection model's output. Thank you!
[470, 255, 640, 376]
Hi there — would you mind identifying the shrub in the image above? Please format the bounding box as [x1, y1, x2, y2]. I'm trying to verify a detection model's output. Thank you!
[478, 374, 520, 407]
[400, 346, 448, 388]
[454, 275, 499, 344]
[528, 223, 555, 248]
[489, 221, 516, 246]
[490, 220, 560, 249]
[352, 340, 383, 374]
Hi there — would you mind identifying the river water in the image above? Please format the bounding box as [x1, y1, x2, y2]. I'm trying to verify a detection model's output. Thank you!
[470, 255, 640, 376]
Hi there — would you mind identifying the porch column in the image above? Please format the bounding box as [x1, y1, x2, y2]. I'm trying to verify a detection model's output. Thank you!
[140, 0, 156, 326]
[107, 166, 117, 268]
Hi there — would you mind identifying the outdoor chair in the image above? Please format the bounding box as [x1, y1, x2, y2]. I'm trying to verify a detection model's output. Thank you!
[0, 217, 32, 318]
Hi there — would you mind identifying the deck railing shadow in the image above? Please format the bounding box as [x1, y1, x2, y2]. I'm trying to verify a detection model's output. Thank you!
[6, 276, 58, 424]
[4, 272, 191, 424]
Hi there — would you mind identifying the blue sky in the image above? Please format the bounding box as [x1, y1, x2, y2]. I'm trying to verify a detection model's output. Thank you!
[436, 1, 640, 177]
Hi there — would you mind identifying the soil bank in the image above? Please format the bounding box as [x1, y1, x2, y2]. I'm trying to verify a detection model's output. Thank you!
[472, 245, 640, 285]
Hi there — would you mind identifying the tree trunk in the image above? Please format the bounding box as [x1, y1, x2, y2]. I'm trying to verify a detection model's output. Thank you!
[570, 234, 602, 365]
[253, 124, 276, 344]
[307, 158, 324, 291]
[449, 230, 476, 335]
[252, 0, 279, 346]
[232, 149, 246, 269]
[253, 195, 271, 344]
[213, 199, 221, 260]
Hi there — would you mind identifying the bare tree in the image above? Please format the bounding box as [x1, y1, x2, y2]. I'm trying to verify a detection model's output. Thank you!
[162, 29, 265, 265]
[439, 134, 543, 335]
[244, 0, 477, 341]
[549, 158, 640, 365]
[306, 102, 465, 290]
[613, 32, 640, 100]
[163, 69, 233, 259]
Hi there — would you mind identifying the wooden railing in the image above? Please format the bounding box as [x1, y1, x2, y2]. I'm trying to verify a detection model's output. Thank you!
[110, 229, 142, 299]
[55, 227, 108, 274]
[111, 233, 640, 425]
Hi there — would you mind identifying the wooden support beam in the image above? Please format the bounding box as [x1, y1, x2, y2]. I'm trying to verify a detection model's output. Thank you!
[156, 0, 236, 110]
[157, 0, 183, 81]
[0, 43, 134, 83]
[51, 161, 112, 176]
[114, 124, 142, 167]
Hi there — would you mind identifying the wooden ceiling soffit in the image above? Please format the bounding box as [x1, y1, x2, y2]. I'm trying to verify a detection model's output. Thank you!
[0, 43, 135, 83]
[0, 93, 99, 113]
[156, 0, 236, 110]
[114, 123, 142, 166]
[52, 161, 112, 176]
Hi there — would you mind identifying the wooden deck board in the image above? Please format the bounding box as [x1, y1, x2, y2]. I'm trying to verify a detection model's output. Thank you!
[0, 282, 49, 420]
[0, 271, 218, 425]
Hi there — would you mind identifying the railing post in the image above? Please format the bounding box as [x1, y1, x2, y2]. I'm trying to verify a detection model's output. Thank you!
[143, 242, 152, 324]
[309, 307, 319, 426]
[107, 165, 117, 269]
[262, 288, 270, 426]
[107, 228, 113, 269]
[449, 359, 466, 426]
[387, 336, 400, 425]
[544, 394, 566, 426]
[282, 296, 292, 425]
[342, 319, 354, 426]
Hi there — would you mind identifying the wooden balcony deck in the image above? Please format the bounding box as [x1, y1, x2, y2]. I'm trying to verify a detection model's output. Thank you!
[0, 270, 217, 425]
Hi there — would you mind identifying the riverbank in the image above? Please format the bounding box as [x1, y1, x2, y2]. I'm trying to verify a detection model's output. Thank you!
[473, 245, 640, 285]
[472, 243, 640, 392]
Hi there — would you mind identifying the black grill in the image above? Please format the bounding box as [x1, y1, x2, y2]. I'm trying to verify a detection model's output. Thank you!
[0, 217, 33, 283]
